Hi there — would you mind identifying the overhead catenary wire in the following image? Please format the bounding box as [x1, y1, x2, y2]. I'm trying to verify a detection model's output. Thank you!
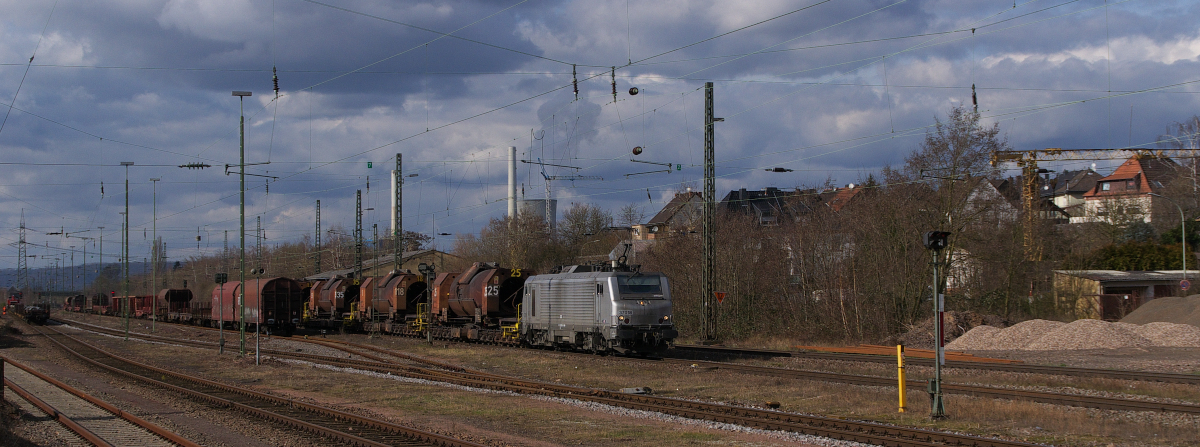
[0, 0, 57, 138]
[0, 0, 1181, 268]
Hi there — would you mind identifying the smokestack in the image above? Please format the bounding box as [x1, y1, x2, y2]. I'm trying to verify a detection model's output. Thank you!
[508, 146, 517, 218]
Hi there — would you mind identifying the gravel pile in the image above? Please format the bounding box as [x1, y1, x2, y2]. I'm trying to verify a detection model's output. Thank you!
[1025, 320, 1151, 350]
[1134, 322, 1200, 347]
[947, 319, 1200, 351]
[1120, 296, 1200, 326]
[986, 319, 1064, 350]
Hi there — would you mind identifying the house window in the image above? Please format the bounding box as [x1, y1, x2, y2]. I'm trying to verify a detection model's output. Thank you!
[1126, 180, 1136, 190]
[1101, 182, 1110, 191]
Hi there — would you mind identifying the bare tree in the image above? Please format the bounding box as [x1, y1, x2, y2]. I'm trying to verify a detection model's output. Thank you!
[617, 203, 646, 227]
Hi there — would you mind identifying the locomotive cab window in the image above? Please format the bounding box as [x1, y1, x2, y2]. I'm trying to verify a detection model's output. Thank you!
[617, 275, 662, 297]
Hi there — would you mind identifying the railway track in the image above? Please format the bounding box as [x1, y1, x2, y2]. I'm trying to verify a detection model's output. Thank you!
[2, 355, 198, 447]
[53, 318, 1049, 446]
[58, 315, 1200, 415]
[29, 323, 486, 447]
[672, 344, 1200, 385]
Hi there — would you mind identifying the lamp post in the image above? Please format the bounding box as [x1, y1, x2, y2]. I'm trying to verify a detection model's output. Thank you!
[121, 161, 133, 341]
[233, 90, 251, 356]
[1149, 193, 1188, 287]
[150, 177, 160, 331]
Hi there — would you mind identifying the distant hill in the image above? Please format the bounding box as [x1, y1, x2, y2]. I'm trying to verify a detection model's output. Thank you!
[1, 262, 148, 292]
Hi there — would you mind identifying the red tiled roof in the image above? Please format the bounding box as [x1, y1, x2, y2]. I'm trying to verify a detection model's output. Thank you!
[823, 186, 862, 212]
[1083, 156, 1178, 198]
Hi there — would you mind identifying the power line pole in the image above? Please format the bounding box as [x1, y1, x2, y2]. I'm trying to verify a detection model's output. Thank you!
[702, 82, 722, 342]
[393, 153, 402, 272]
[17, 210, 27, 290]
[121, 161, 133, 341]
[355, 190, 363, 281]
[314, 200, 321, 274]
[151, 177, 160, 332]
[98, 226, 104, 285]
[233, 90, 251, 356]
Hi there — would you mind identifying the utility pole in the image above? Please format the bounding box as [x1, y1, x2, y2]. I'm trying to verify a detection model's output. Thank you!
[355, 190, 363, 282]
[233, 90, 251, 356]
[702, 82, 722, 342]
[98, 226, 104, 284]
[151, 177, 160, 331]
[393, 153, 402, 272]
[314, 200, 321, 274]
[17, 210, 27, 290]
[121, 161, 133, 342]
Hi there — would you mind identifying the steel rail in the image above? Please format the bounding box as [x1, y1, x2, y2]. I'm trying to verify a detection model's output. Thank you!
[4, 379, 115, 447]
[32, 324, 486, 447]
[58, 317, 1200, 418]
[2, 355, 200, 447]
[673, 344, 1200, 385]
[55, 318, 1044, 447]
[58, 316, 1200, 416]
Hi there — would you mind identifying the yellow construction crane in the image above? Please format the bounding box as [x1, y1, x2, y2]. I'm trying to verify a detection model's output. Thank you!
[990, 148, 1192, 260]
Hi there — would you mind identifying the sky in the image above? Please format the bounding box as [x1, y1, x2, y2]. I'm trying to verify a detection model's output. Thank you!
[2, 0, 1199, 278]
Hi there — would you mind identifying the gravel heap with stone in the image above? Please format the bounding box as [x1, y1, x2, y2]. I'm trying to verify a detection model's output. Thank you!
[1120, 295, 1200, 326]
[946, 318, 1200, 351]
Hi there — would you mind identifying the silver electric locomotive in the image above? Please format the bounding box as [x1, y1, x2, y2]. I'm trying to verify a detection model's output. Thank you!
[519, 265, 677, 354]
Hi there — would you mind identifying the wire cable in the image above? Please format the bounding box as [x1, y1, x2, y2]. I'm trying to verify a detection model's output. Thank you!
[0, 0, 58, 138]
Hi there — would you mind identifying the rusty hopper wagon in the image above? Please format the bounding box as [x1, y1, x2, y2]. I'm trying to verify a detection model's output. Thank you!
[306, 277, 359, 328]
[444, 262, 528, 325]
[358, 272, 428, 326]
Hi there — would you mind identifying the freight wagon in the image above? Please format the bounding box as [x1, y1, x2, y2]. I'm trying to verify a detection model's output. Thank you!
[212, 278, 304, 335]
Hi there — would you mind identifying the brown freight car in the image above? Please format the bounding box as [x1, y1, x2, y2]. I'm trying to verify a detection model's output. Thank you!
[446, 262, 529, 325]
[159, 289, 194, 322]
[212, 278, 303, 334]
[359, 272, 429, 321]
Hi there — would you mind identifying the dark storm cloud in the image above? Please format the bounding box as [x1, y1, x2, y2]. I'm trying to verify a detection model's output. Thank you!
[2, 0, 1200, 272]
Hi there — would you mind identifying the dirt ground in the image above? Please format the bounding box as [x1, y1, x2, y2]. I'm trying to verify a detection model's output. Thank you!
[3, 314, 828, 447]
[14, 313, 1200, 447]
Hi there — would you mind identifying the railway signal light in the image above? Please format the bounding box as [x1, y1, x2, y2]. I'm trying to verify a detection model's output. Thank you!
[923, 231, 950, 251]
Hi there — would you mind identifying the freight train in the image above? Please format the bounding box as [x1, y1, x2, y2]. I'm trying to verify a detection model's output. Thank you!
[349, 261, 677, 354]
[58, 261, 678, 355]
[60, 279, 305, 335]
[6, 291, 50, 325]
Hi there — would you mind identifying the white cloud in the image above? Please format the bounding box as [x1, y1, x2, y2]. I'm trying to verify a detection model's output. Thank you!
[157, 0, 265, 43]
[983, 34, 1200, 67]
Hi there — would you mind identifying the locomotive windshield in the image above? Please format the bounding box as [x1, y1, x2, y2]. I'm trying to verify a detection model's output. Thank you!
[617, 275, 663, 297]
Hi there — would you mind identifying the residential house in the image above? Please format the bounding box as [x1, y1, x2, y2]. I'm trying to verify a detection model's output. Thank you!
[719, 187, 796, 226]
[1074, 156, 1180, 224]
[631, 191, 703, 240]
[1040, 169, 1103, 218]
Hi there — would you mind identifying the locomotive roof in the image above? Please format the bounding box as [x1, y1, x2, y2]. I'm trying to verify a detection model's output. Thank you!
[527, 270, 664, 280]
